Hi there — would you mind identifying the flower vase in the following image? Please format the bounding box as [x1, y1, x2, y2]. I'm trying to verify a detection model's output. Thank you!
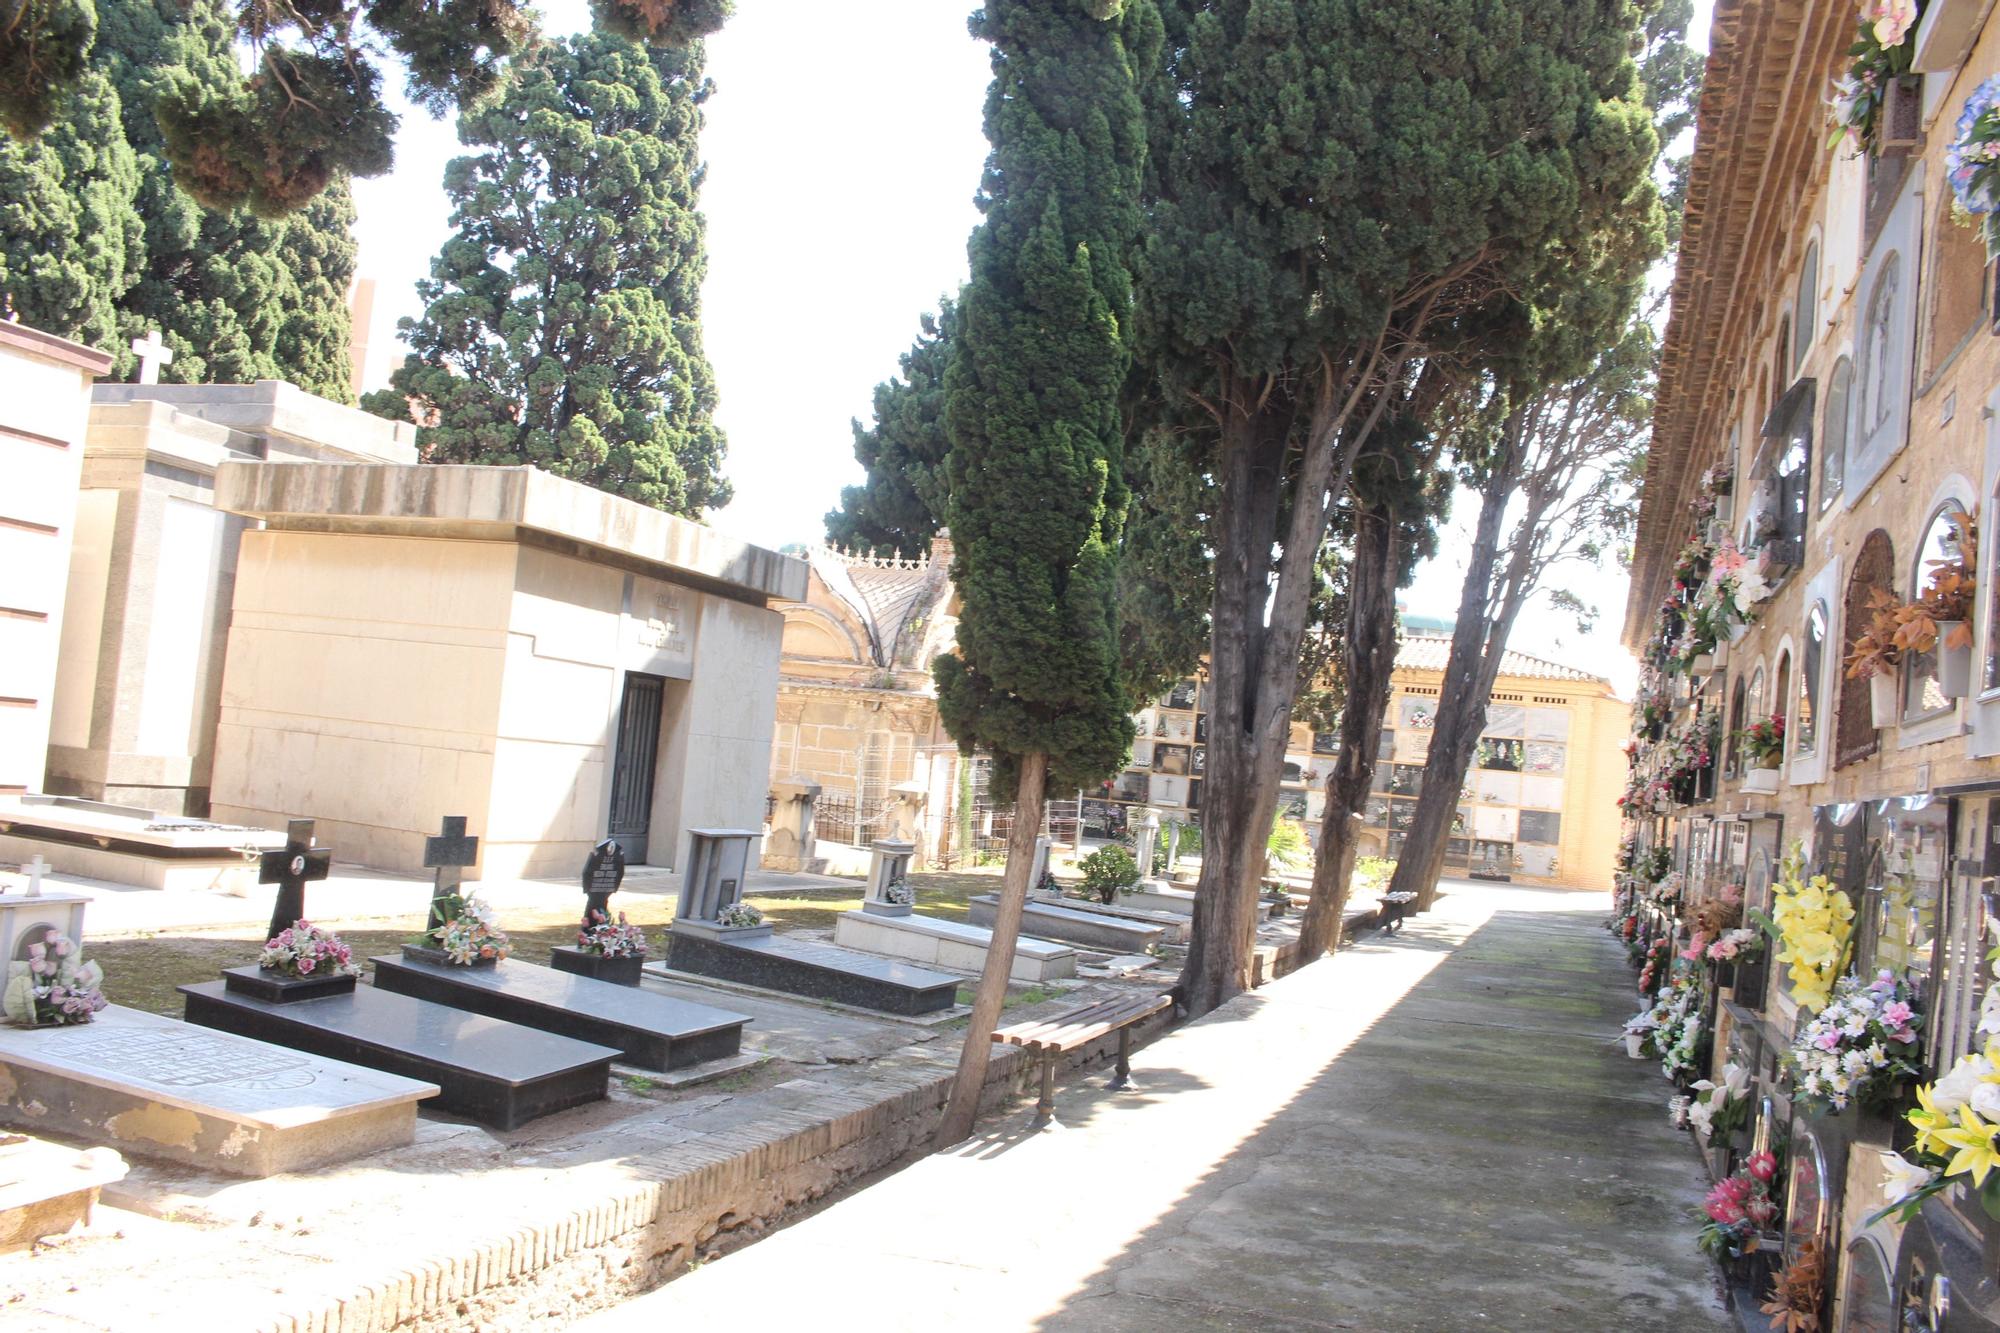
[1869, 672, 1899, 729]
[1726, 620, 1751, 646]
[1689, 652, 1716, 676]
[1624, 1031, 1647, 1058]
[1937, 622, 1972, 698]
[1880, 74, 1924, 151]
[1740, 764, 1779, 795]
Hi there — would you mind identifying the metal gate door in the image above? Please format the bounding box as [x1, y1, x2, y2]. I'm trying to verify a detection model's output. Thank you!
[607, 673, 664, 863]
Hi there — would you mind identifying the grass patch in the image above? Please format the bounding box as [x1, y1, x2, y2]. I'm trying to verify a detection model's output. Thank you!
[742, 870, 996, 933]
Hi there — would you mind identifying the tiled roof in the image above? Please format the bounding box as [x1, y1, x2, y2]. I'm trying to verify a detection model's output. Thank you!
[1394, 634, 1609, 686]
[805, 545, 946, 668]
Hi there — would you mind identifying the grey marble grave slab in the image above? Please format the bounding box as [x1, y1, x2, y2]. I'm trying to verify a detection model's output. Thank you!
[967, 894, 1167, 954]
[180, 981, 617, 1131]
[368, 954, 750, 1072]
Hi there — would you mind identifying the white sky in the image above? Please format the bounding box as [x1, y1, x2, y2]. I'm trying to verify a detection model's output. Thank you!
[352, 0, 1719, 702]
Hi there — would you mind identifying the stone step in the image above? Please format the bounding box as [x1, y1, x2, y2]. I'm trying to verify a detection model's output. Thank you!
[369, 953, 751, 1073]
[179, 980, 618, 1131]
[0, 1004, 436, 1175]
[658, 929, 959, 1016]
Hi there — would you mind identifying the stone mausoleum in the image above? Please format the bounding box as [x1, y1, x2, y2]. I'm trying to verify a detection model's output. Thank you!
[0, 346, 805, 882]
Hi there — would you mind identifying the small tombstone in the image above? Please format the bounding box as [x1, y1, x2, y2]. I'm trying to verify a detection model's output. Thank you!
[862, 839, 916, 917]
[25, 855, 49, 898]
[580, 837, 627, 928]
[1132, 810, 1162, 885]
[259, 819, 332, 941]
[422, 816, 480, 932]
[675, 829, 762, 936]
[1027, 835, 1053, 895]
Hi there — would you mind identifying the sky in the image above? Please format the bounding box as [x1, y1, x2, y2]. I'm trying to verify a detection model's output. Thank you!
[352, 0, 1719, 702]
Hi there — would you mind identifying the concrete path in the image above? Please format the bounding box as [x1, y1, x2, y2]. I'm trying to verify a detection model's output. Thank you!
[578, 883, 1730, 1332]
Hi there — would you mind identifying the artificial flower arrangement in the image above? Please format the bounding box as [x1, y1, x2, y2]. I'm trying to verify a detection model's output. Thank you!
[1697, 1151, 1782, 1260]
[259, 920, 357, 978]
[882, 877, 916, 907]
[431, 892, 512, 964]
[1734, 714, 1786, 770]
[1696, 537, 1774, 644]
[1830, 0, 1922, 153]
[1949, 75, 2000, 257]
[1845, 509, 1979, 678]
[3, 929, 108, 1027]
[1763, 1240, 1826, 1333]
[1769, 846, 1854, 1012]
[577, 909, 648, 958]
[1687, 1062, 1754, 1142]
[1783, 970, 1923, 1115]
[1625, 1005, 1662, 1057]
[1874, 953, 2000, 1223]
[1656, 973, 1705, 1082]
[717, 900, 765, 928]
[1707, 927, 1766, 966]
[1702, 459, 1735, 498]
[1638, 933, 1675, 996]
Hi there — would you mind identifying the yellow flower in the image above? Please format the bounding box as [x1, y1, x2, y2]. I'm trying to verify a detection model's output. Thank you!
[1935, 1105, 2000, 1188]
[1911, 1083, 1957, 1158]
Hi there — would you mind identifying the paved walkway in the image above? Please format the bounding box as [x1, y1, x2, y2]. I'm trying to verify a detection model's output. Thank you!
[579, 883, 1730, 1332]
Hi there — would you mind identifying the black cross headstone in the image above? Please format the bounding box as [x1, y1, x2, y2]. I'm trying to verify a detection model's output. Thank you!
[260, 818, 332, 940]
[580, 838, 627, 929]
[423, 815, 480, 932]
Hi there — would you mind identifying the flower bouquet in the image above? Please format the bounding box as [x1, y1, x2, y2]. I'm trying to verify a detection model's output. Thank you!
[429, 893, 511, 965]
[259, 920, 357, 979]
[1874, 954, 2000, 1223]
[1735, 715, 1786, 770]
[1705, 927, 1765, 966]
[577, 909, 648, 958]
[1656, 974, 1704, 1082]
[1830, 0, 1922, 153]
[882, 877, 916, 907]
[3, 930, 108, 1027]
[717, 900, 765, 929]
[1783, 970, 1923, 1115]
[1770, 847, 1854, 1012]
[1697, 1152, 1781, 1260]
[1689, 1062, 1754, 1143]
[1949, 74, 2000, 257]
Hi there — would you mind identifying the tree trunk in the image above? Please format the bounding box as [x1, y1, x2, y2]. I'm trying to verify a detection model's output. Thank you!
[1297, 501, 1399, 958]
[935, 749, 1049, 1146]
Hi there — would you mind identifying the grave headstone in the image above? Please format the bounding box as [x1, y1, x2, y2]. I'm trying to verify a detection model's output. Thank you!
[862, 839, 916, 917]
[580, 837, 627, 928]
[258, 819, 331, 941]
[1133, 810, 1162, 886]
[1027, 835, 1053, 895]
[673, 829, 759, 933]
[0, 889, 88, 966]
[422, 815, 480, 933]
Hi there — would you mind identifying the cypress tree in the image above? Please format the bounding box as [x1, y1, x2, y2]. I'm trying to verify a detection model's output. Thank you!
[0, 61, 141, 359]
[1140, 0, 1663, 1015]
[97, 0, 356, 397]
[364, 31, 729, 517]
[931, 0, 1157, 1147]
[4, 0, 728, 217]
[824, 297, 958, 559]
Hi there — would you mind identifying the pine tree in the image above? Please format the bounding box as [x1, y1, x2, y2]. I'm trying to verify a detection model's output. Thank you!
[931, 0, 1158, 1147]
[94, 0, 356, 397]
[0, 60, 142, 359]
[824, 297, 958, 559]
[364, 31, 729, 516]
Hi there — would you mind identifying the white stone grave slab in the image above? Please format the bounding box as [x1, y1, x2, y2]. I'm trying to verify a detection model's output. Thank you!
[0, 1005, 437, 1176]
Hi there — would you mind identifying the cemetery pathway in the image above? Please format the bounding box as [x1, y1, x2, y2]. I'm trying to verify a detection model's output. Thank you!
[578, 883, 1730, 1332]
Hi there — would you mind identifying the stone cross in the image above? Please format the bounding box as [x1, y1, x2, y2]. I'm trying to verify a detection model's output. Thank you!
[25, 855, 48, 898]
[130, 329, 173, 385]
[259, 819, 332, 941]
[423, 815, 480, 932]
[580, 838, 626, 928]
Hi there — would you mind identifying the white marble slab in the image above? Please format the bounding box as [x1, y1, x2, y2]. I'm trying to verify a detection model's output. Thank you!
[832, 910, 1077, 983]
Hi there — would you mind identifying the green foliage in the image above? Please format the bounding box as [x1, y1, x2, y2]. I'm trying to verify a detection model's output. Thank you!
[3, 0, 727, 216]
[0, 61, 141, 352]
[1352, 856, 1396, 896]
[1167, 817, 1200, 855]
[1078, 845, 1140, 904]
[933, 0, 1160, 796]
[0, 0, 97, 139]
[1266, 818, 1310, 874]
[825, 297, 958, 558]
[364, 31, 728, 516]
[1117, 419, 1212, 705]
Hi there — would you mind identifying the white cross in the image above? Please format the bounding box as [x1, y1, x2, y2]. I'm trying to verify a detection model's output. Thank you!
[130, 330, 173, 385]
[26, 855, 48, 898]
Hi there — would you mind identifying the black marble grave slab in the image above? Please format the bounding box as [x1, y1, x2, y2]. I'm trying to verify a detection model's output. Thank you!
[368, 954, 749, 1071]
[661, 929, 958, 1017]
[179, 980, 617, 1130]
[549, 946, 645, 986]
[221, 964, 357, 1004]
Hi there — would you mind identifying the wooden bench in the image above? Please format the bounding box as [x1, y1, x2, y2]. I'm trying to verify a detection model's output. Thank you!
[991, 993, 1174, 1126]
[1378, 891, 1418, 933]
